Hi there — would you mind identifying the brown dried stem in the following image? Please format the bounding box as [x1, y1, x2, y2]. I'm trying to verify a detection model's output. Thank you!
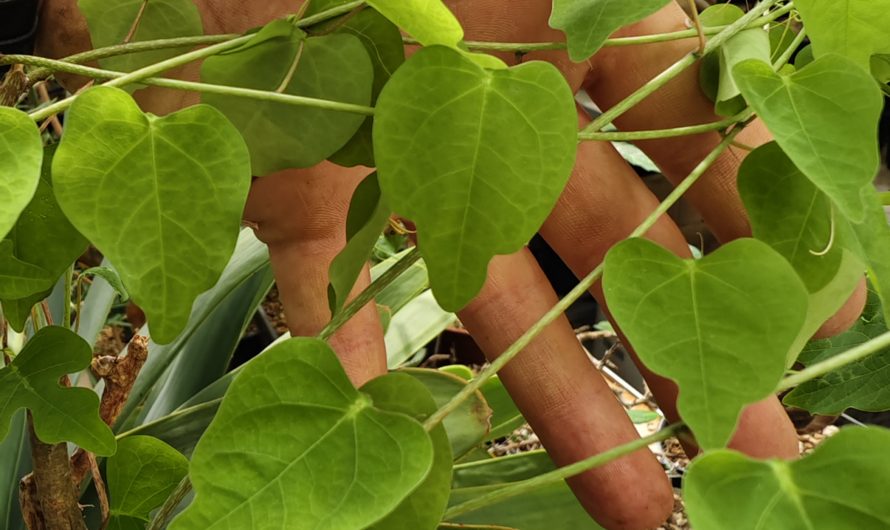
[24, 412, 86, 530]
[70, 335, 149, 485]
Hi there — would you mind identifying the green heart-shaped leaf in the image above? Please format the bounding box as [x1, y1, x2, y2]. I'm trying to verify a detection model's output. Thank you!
[549, 0, 671, 62]
[170, 338, 434, 530]
[795, 0, 890, 78]
[366, 0, 463, 47]
[738, 142, 864, 363]
[0, 326, 115, 455]
[107, 436, 188, 529]
[361, 373, 452, 530]
[328, 172, 391, 314]
[53, 86, 251, 343]
[78, 0, 203, 74]
[685, 427, 890, 529]
[603, 238, 808, 449]
[734, 55, 883, 222]
[1, 146, 89, 329]
[784, 287, 890, 414]
[201, 19, 373, 175]
[374, 45, 577, 310]
[0, 107, 42, 240]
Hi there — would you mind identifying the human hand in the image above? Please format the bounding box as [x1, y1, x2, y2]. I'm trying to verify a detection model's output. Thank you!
[34, 2, 867, 529]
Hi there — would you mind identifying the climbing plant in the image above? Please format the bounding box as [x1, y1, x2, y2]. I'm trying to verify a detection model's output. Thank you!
[2, 0, 890, 528]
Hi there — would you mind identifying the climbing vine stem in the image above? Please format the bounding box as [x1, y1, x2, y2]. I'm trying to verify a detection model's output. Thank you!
[2, 55, 375, 116]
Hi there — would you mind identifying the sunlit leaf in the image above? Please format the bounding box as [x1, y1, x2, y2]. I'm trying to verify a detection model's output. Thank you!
[549, 0, 671, 62]
[403, 368, 491, 458]
[107, 436, 188, 529]
[685, 427, 890, 529]
[603, 238, 808, 449]
[78, 0, 203, 74]
[795, 0, 890, 78]
[201, 19, 373, 175]
[365, 0, 463, 47]
[0, 107, 42, 240]
[0, 326, 115, 455]
[170, 338, 433, 530]
[734, 55, 883, 222]
[362, 373, 452, 530]
[328, 172, 390, 314]
[738, 142, 864, 363]
[52, 86, 251, 343]
[374, 46, 577, 310]
[784, 288, 890, 414]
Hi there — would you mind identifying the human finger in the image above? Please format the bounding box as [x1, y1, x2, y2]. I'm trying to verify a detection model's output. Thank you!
[244, 164, 387, 387]
[458, 249, 674, 530]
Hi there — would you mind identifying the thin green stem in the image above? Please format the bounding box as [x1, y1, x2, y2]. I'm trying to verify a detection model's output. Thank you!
[25, 35, 238, 83]
[63, 264, 74, 329]
[27, 35, 252, 121]
[777, 330, 890, 392]
[423, 125, 745, 432]
[772, 27, 806, 69]
[6, 55, 374, 116]
[578, 109, 751, 141]
[318, 247, 422, 340]
[406, 2, 795, 54]
[581, 0, 782, 136]
[292, 0, 364, 27]
[444, 423, 685, 519]
[147, 475, 192, 530]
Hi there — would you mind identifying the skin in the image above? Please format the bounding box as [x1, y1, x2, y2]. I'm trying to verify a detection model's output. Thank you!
[36, 1, 866, 528]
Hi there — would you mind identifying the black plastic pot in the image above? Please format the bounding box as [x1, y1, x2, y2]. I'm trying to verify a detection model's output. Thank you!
[0, 0, 39, 75]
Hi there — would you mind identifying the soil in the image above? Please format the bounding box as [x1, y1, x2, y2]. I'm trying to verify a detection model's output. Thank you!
[260, 286, 290, 336]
